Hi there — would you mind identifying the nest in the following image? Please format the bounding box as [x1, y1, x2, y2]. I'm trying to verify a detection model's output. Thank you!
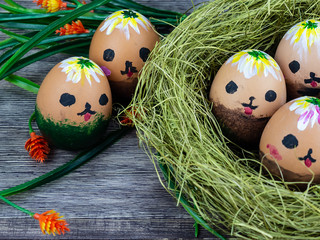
[129, 0, 320, 239]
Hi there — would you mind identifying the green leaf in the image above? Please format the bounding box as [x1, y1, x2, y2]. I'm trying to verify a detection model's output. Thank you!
[0, 39, 91, 79]
[0, 126, 131, 197]
[0, 26, 30, 42]
[0, 3, 42, 14]
[0, 12, 62, 22]
[0, 0, 112, 80]
[159, 162, 226, 240]
[0, 22, 47, 30]
[4, 0, 26, 9]
[4, 74, 39, 94]
[0, 32, 37, 50]
[0, 43, 22, 67]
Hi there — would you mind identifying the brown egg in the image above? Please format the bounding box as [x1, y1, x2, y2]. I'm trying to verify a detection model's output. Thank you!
[275, 20, 320, 100]
[209, 49, 286, 146]
[260, 96, 320, 184]
[89, 9, 159, 103]
[35, 56, 112, 150]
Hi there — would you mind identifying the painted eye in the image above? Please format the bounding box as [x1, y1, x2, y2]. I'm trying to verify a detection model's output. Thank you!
[265, 90, 277, 102]
[289, 60, 300, 74]
[225, 80, 238, 94]
[282, 134, 298, 149]
[99, 94, 109, 106]
[103, 49, 115, 62]
[60, 93, 76, 107]
[139, 47, 150, 62]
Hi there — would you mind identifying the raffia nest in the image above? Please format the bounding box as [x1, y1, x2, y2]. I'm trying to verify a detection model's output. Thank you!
[129, 0, 320, 239]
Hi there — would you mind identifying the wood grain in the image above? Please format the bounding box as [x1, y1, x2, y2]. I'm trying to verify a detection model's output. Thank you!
[0, 0, 223, 239]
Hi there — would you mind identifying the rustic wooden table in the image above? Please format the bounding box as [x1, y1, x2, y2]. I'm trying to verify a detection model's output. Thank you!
[0, 0, 223, 239]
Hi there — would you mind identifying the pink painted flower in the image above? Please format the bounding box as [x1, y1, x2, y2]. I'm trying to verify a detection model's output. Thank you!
[289, 96, 320, 131]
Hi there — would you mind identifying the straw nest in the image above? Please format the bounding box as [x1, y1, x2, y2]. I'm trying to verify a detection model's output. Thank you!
[129, 0, 320, 239]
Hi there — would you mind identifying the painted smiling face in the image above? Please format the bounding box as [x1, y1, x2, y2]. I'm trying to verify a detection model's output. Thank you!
[35, 57, 112, 150]
[209, 49, 286, 146]
[89, 10, 159, 102]
[275, 20, 320, 99]
[260, 96, 320, 184]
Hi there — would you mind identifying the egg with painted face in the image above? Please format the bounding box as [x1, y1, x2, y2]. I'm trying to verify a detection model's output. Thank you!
[260, 96, 320, 184]
[209, 49, 286, 146]
[35, 56, 112, 150]
[275, 20, 320, 100]
[89, 9, 159, 103]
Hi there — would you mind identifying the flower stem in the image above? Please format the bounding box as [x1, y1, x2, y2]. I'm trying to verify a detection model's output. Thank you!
[0, 195, 34, 217]
[28, 112, 36, 134]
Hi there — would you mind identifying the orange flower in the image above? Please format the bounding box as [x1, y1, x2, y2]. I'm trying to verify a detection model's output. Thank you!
[33, 210, 70, 235]
[55, 20, 90, 36]
[120, 107, 144, 127]
[33, 0, 67, 12]
[25, 132, 50, 163]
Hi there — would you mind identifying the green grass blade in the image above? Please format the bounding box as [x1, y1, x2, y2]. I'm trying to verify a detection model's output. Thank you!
[4, 0, 26, 9]
[159, 162, 226, 240]
[0, 12, 62, 21]
[0, 39, 91, 79]
[0, 3, 41, 14]
[0, 43, 22, 67]
[0, 26, 30, 42]
[0, 32, 37, 50]
[0, 0, 111, 80]
[0, 22, 47, 30]
[0, 126, 131, 197]
[0, 38, 19, 50]
[113, 0, 183, 17]
[4, 74, 39, 94]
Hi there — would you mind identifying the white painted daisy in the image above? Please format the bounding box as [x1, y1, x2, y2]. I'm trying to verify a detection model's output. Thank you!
[284, 19, 320, 59]
[99, 9, 152, 40]
[226, 49, 282, 80]
[289, 96, 320, 131]
[59, 57, 104, 86]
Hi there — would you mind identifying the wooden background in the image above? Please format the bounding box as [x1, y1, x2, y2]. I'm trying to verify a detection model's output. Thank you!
[0, 0, 225, 239]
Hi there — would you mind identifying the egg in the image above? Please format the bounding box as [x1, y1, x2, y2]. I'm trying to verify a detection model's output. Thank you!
[89, 9, 160, 103]
[260, 96, 320, 183]
[35, 56, 112, 150]
[209, 49, 286, 146]
[275, 20, 320, 100]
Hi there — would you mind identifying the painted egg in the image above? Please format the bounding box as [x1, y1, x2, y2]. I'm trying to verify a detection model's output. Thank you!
[35, 56, 112, 150]
[209, 49, 286, 146]
[89, 9, 159, 102]
[260, 96, 320, 184]
[275, 20, 320, 100]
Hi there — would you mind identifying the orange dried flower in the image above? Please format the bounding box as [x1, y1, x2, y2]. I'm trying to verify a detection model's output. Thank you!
[25, 132, 50, 163]
[120, 107, 144, 127]
[55, 20, 89, 36]
[33, 210, 70, 235]
[33, 0, 67, 12]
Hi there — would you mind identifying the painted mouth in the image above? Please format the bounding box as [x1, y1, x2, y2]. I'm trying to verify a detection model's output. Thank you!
[121, 61, 138, 78]
[304, 72, 320, 88]
[298, 148, 316, 168]
[311, 81, 318, 88]
[244, 107, 253, 115]
[242, 97, 258, 116]
[77, 103, 96, 122]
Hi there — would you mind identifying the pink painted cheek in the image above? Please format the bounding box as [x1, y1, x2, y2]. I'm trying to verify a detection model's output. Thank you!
[266, 144, 282, 161]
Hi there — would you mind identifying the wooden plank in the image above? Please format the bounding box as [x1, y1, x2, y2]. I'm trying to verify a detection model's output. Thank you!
[0, 0, 223, 239]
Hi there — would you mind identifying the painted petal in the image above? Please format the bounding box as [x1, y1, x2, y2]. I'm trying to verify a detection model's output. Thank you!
[129, 20, 140, 34]
[297, 111, 310, 131]
[135, 18, 148, 31]
[90, 70, 101, 83]
[106, 18, 122, 35]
